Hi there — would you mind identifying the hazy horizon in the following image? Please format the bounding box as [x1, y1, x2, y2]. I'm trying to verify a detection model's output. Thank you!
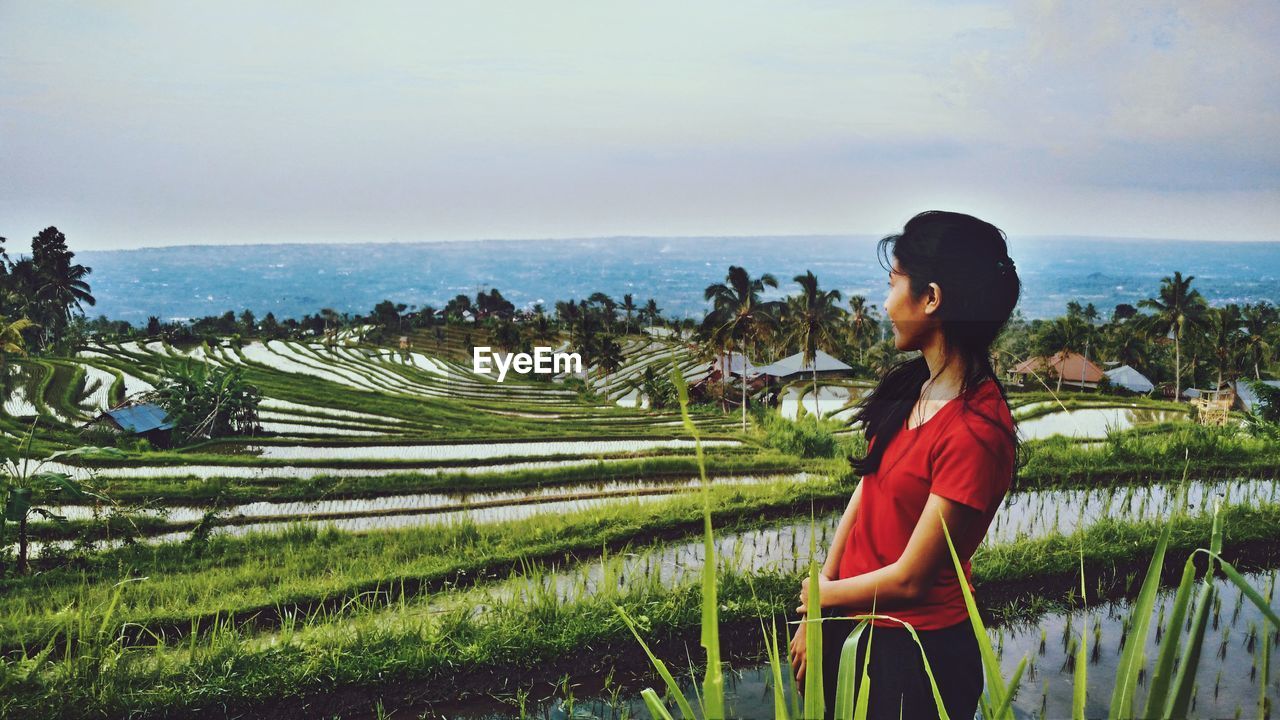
[5, 231, 1276, 255]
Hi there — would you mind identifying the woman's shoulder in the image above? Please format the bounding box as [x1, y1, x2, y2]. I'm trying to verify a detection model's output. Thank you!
[937, 378, 1014, 450]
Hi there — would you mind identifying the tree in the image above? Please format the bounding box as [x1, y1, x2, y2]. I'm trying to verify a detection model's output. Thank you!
[621, 294, 637, 334]
[1204, 304, 1245, 391]
[151, 361, 262, 444]
[701, 266, 783, 430]
[1033, 314, 1091, 393]
[371, 300, 407, 332]
[492, 319, 523, 354]
[638, 364, 676, 409]
[587, 292, 618, 332]
[2, 427, 120, 575]
[1101, 320, 1153, 379]
[1241, 302, 1277, 380]
[260, 312, 282, 340]
[0, 316, 36, 370]
[29, 227, 96, 349]
[1137, 271, 1209, 400]
[594, 335, 625, 378]
[640, 298, 663, 329]
[846, 295, 879, 365]
[1113, 303, 1138, 322]
[780, 271, 846, 418]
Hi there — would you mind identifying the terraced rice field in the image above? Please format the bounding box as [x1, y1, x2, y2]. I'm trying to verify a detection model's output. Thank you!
[2, 328, 1275, 719]
[3, 331, 808, 576]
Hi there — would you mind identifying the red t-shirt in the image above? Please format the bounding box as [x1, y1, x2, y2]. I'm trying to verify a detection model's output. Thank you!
[836, 376, 1014, 629]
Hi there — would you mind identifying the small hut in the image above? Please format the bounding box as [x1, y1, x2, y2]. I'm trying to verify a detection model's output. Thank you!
[755, 349, 854, 383]
[81, 402, 175, 448]
[1008, 351, 1105, 390]
[1103, 364, 1155, 394]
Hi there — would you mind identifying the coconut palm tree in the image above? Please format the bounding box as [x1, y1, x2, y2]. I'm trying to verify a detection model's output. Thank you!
[1101, 320, 1152, 378]
[846, 295, 879, 364]
[587, 292, 617, 332]
[1034, 314, 1090, 393]
[1241, 302, 1277, 380]
[594, 335, 625, 379]
[0, 316, 35, 367]
[1137, 271, 1209, 401]
[621, 294, 637, 335]
[702, 266, 783, 430]
[1204, 304, 1246, 392]
[640, 298, 663, 330]
[780, 271, 846, 418]
[527, 313, 559, 348]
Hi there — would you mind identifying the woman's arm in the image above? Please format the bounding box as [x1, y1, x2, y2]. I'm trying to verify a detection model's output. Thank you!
[799, 492, 981, 613]
[820, 481, 863, 580]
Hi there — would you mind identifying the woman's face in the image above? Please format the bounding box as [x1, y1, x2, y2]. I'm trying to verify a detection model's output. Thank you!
[883, 258, 938, 351]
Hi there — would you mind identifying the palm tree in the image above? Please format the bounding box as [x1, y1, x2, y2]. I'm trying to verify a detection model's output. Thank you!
[37, 261, 95, 317]
[1101, 320, 1151, 378]
[595, 335, 625, 378]
[846, 295, 879, 365]
[0, 315, 36, 369]
[1204, 304, 1246, 392]
[527, 313, 559, 348]
[319, 308, 341, 347]
[865, 338, 905, 378]
[702, 266, 783, 430]
[1034, 314, 1090, 393]
[1137, 271, 1209, 400]
[780, 271, 846, 418]
[1241, 302, 1277, 380]
[621, 294, 637, 335]
[587, 292, 617, 332]
[640, 298, 662, 330]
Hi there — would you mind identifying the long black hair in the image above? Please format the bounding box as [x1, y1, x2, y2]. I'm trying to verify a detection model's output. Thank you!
[849, 210, 1022, 478]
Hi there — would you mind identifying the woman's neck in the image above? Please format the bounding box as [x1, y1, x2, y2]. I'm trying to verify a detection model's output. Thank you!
[919, 332, 967, 400]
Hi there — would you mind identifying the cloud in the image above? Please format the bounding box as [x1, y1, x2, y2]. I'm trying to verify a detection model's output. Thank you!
[0, 1, 1276, 247]
[949, 1, 1280, 191]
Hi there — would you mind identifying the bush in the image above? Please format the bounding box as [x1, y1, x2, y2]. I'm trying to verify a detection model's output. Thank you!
[1246, 378, 1280, 423]
[758, 411, 840, 458]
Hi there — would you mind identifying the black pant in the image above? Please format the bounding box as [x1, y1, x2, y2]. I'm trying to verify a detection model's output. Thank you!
[815, 608, 983, 719]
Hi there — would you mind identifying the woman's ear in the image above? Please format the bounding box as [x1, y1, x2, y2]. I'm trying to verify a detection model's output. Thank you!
[923, 282, 943, 315]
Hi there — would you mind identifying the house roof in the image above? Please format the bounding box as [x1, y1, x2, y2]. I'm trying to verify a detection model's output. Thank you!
[104, 403, 175, 433]
[756, 349, 853, 378]
[711, 351, 761, 377]
[1011, 351, 1105, 383]
[1104, 364, 1155, 393]
[1232, 379, 1280, 413]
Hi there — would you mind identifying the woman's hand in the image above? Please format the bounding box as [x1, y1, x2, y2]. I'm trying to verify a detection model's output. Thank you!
[789, 617, 808, 685]
[790, 570, 834, 685]
[797, 572, 836, 614]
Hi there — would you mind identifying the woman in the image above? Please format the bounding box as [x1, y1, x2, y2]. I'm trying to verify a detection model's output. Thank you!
[788, 210, 1021, 719]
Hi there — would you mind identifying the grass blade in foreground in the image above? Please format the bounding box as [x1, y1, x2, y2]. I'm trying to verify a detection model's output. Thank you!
[1107, 453, 1187, 719]
[938, 509, 1020, 719]
[761, 617, 791, 720]
[831, 619, 869, 720]
[1141, 556, 1197, 716]
[670, 356, 725, 718]
[1073, 550, 1087, 720]
[1162, 499, 1223, 719]
[613, 606, 697, 720]
[614, 355, 726, 720]
[803, 521, 825, 719]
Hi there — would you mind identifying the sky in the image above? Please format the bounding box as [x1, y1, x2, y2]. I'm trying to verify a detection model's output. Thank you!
[2, 1, 1278, 250]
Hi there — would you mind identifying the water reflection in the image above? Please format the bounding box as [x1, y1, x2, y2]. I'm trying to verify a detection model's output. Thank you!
[471, 569, 1280, 719]
[1016, 407, 1188, 440]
